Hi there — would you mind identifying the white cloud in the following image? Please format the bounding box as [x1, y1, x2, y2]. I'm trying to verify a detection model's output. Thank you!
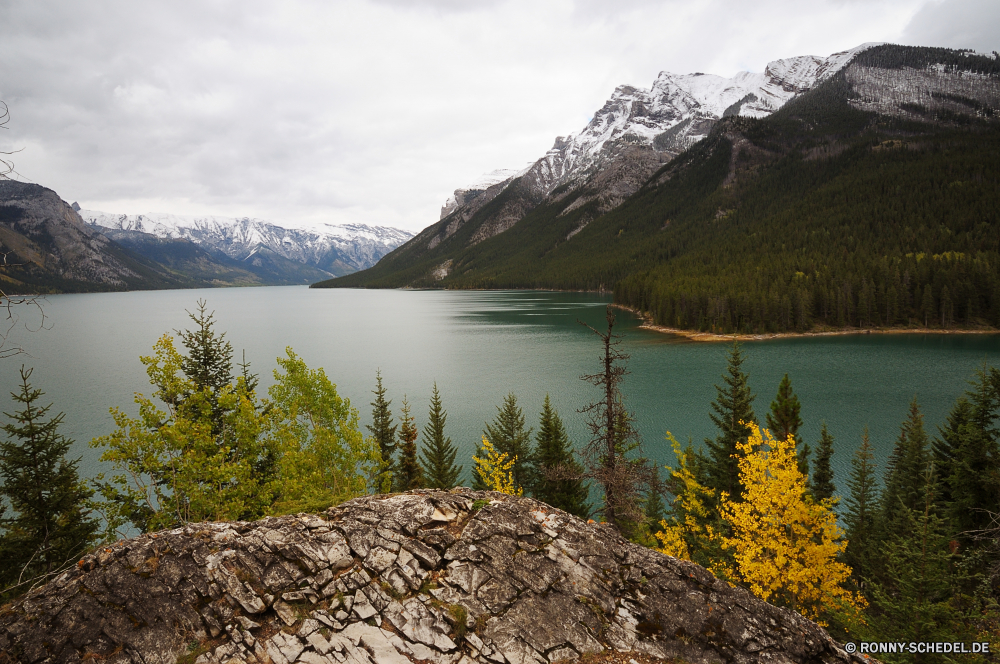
[0, 0, 983, 232]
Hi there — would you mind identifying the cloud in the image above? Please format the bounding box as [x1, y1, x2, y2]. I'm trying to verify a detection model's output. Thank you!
[0, 0, 968, 232]
[901, 0, 1000, 53]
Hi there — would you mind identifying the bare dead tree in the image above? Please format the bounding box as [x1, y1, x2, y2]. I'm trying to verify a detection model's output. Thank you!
[0, 101, 46, 359]
[0, 101, 24, 180]
[578, 306, 657, 535]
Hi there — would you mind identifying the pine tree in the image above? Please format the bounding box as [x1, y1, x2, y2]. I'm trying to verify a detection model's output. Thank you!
[843, 426, 878, 586]
[418, 383, 462, 489]
[177, 299, 234, 396]
[395, 397, 424, 491]
[367, 369, 397, 490]
[766, 373, 811, 493]
[533, 395, 589, 518]
[1, 367, 98, 597]
[935, 365, 1000, 536]
[882, 399, 931, 529]
[766, 374, 802, 442]
[812, 423, 836, 503]
[475, 393, 534, 493]
[868, 465, 968, 656]
[702, 341, 757, 500]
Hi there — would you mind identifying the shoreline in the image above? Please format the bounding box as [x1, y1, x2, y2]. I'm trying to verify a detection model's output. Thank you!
[610, 303, 1000, 343]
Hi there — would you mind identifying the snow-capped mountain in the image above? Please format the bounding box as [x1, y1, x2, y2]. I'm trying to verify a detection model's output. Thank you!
[79, 210, 413, 274]
[439, 167, 532, 220]
[443, 44, 877, 211]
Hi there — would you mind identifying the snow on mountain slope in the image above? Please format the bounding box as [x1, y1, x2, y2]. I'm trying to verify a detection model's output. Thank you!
[439, 166, 533, 220]
[441, 44, 878, 212]
[520, 43, 878, 194]
[80, 210, 413, 273]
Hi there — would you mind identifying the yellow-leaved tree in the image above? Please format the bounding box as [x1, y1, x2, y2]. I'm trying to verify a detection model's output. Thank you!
[473, 436, 522, 496]
[720, 422, 865, 624]
[655, 433, 731, 579]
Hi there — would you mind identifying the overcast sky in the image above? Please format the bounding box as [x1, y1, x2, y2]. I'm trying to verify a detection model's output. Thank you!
[0, 0, 997, 233]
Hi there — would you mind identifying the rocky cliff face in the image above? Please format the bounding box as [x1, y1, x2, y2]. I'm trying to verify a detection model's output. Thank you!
[0, 181, 180, 292]
[0, 489, 861, 664]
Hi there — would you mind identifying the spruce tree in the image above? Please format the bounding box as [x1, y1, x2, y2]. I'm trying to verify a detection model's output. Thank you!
[766, 373, 811, 492]
[644, 468, 665, 528]
[418, 383, 462, 489]
[475, 393, 534, 493]
[812, 423, 836, 502]
[843, 426, 878, 586]
[702, 341, 756, 500]
[367, 370, 397, 487]
[881, 398, 931, 529]
[533, 395, 589, 518]
[868, 465, 967, 651]
[1, 367, 98, 597]
[177, 299, 234, 396]
[394, 396, 424, 491]
[935, 365, 1000, 537]
[766, 374, 802, 442]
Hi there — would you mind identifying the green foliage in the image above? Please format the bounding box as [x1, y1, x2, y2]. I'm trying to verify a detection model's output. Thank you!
[865, 465, 973, 662]
[177, 300, 233, 397]
[812, 423, 836, 503]
[91, 334, 275, 535]
[475, 393, 534, 493]
[701, 341, 756, 500]
[394, 396, 424, 491]
[319, 49, 1000, 338]
[91, 306, 377, 535]
[842, 426, 878, 586]
[933, 365, 1000, 538]
[767, 373, 811, 494]
[766, 374, 802, 443]
[419, 383, 462, 489]
[1, 367, 98, 598]
[367, 370, 396, 493]
[533, 395, 590, 518]
[266, 348, 381, 514]
[881, 399, 931, 531]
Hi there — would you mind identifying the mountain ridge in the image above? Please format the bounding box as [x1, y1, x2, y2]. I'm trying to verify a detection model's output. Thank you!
[316, 44, 1000, 334]
[81, 210, 414, 278]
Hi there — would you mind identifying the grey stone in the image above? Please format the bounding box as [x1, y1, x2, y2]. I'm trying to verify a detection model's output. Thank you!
[352, 589, 377, 620]
[0, 490, 864, 664]
[273, 599, 299, 626]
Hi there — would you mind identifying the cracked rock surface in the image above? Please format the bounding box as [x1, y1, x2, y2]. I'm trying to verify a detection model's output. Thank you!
[0, 489, 863, 664]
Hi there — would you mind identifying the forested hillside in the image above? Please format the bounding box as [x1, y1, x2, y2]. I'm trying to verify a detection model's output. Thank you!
[319, 45, 1000, 334]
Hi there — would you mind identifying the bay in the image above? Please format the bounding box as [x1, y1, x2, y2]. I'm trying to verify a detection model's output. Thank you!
[1, 286, 997, 498]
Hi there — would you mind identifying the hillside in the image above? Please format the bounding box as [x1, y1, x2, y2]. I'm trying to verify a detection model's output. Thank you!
[318, 45, 1000, 334]
[0, 181, 195, 293]
[0, 489, 860, 664]
[81, 210, 414, 280]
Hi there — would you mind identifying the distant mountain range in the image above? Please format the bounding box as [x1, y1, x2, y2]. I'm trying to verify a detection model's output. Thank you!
[0, 186, 413, 293]
[79, 210, 412, 278]
[318, 44, 1000, 334]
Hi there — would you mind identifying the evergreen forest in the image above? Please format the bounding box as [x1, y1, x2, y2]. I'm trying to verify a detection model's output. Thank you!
[320, 45, 1000, 335]
[1, 301, 999, 663]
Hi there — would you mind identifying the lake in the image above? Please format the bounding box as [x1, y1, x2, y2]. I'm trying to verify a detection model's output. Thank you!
[2, 286, 998, 500]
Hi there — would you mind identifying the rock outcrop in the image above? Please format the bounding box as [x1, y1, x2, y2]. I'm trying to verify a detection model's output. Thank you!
[0, 490, 862, 664]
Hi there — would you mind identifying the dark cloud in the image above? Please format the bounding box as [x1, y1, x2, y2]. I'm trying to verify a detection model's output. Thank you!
[0, 0, 960, 232]
[901, 0, 1000, 52]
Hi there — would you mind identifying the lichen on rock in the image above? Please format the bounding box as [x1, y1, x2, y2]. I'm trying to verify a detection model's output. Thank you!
[0, 489, 864, 664]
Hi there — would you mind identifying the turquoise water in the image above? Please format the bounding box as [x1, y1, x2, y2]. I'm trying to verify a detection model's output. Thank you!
[1, 287, 997, 497]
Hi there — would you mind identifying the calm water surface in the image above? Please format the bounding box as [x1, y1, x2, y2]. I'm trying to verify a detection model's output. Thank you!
[2, 287, 997, 495]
